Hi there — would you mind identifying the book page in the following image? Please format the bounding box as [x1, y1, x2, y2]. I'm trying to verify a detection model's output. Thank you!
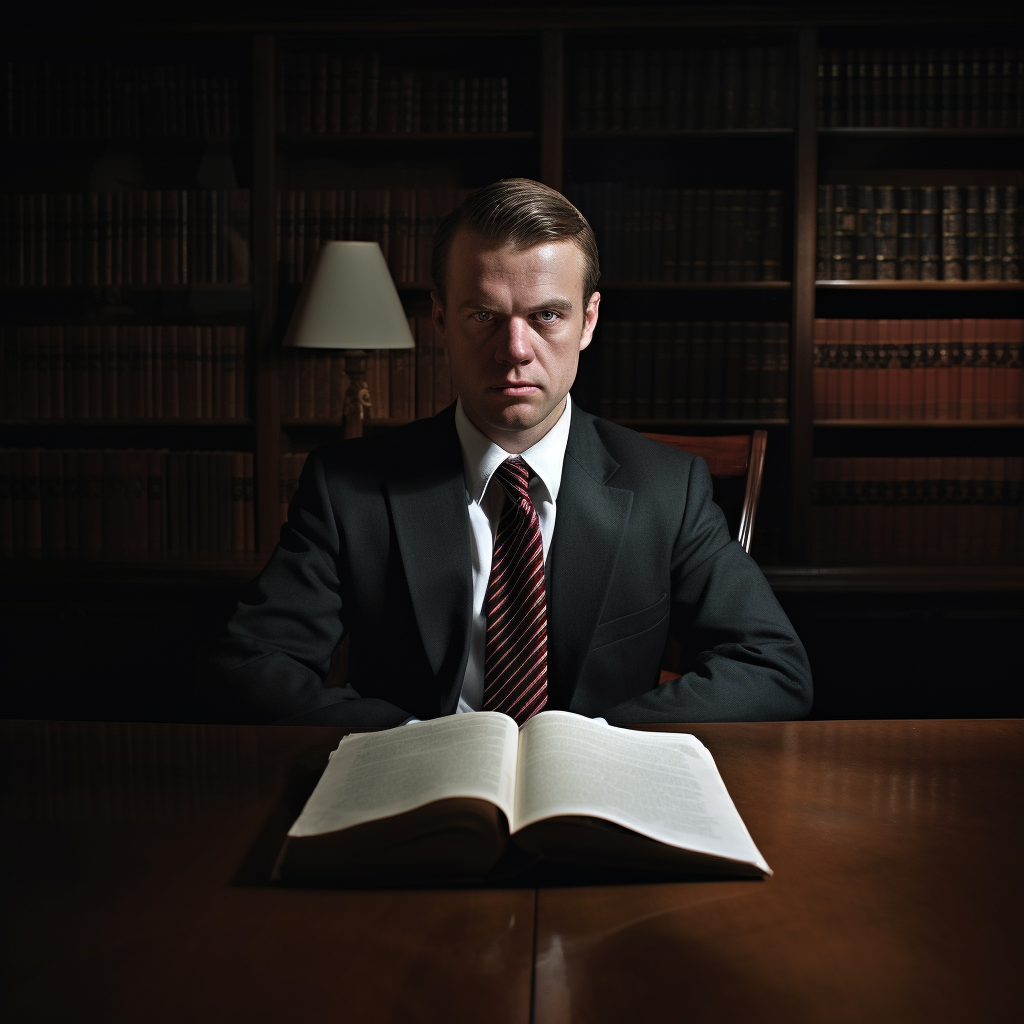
[288, 712, 519, 837]
[513, 711, 770, 873]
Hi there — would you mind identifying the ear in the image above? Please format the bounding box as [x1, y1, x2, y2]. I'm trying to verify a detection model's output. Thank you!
[578, 291, 600, 352]
[430, 290, 446, 337]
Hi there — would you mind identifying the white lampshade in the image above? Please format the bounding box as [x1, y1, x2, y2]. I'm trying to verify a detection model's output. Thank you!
[283, 241, 416, 350]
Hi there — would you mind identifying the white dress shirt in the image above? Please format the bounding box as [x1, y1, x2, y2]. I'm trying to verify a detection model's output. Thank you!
[401, 394, 607, 725]
[453, 393, 572, 712]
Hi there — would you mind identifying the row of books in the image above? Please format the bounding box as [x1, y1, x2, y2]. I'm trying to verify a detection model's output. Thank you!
[0, 190, 251, 287]
[816, 184, 1021, 282]
[567, 45, 791, 130]
[1, 326, 247, 421]
[567, 185, 784, 282]
[811, 457, 1024, 564]
[817, 46, 1023, 128]
[592, 321, 789, 420]
[813, 319, 1024, 421]
[2, 61, 241, 139]
[0, 449, 255, 554]
[276, 51, 509, 134]
[276, 188, 469, 286]
[280, 316, 454, 422]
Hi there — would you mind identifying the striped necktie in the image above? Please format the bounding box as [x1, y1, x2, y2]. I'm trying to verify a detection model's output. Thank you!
[481, 457, 549, 725]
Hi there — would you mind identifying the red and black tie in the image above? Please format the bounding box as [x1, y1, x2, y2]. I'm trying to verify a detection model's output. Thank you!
[481, 458, 549, 725]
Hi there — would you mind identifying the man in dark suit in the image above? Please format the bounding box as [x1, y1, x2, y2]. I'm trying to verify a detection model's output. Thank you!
[207, 179, 811, 727]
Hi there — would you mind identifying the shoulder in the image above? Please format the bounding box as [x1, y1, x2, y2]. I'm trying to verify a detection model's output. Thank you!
[568, 404, 700, 482]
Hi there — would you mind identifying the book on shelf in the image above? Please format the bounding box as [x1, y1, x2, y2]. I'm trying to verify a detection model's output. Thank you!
[811, 456, 1023, 565]
[0, 190, 251, 287]
[817, 184, 1020, 281]
[567, 185, 784, 283]
[568, 43, 791, 131]
[595, 320, 789, 420]
[2, 60, 241, 138]
[813, 318, 1023, 420]
[277, 50, 509, 135]
[0, 448, 254, 554]
[0, 325, 247, 420]
[274, 710, 771, 885]
[277, 187, 469, 287]
[817, 45, 1023, 128]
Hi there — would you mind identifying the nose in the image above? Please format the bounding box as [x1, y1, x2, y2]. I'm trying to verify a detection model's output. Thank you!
[495, 316, 535, 366]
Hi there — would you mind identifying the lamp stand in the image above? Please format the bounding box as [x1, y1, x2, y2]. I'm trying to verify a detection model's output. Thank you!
[342, 350, 372, 438]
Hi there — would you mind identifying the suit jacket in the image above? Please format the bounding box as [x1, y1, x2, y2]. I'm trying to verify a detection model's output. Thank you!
[206, 403, 812, 726]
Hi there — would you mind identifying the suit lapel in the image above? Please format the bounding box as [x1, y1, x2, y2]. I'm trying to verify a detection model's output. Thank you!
[546, 408, 633, 710]
[386, 409, 473, 716]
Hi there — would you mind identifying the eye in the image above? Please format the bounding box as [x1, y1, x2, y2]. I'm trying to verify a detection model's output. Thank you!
[472, 311, 494, 322]
[536, 310, 559, 323]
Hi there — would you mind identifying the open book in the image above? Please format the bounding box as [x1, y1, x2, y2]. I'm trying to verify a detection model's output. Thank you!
[275, 710, 770, 884]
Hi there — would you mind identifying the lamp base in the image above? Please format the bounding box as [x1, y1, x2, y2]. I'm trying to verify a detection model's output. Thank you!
[342, 350, 372, 438]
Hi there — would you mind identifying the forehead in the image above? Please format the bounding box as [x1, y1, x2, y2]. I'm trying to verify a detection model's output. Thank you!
[446, 229, 585, 300]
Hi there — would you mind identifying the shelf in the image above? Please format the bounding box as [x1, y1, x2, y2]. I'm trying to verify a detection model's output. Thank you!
[0, 552, 267, 586]
[818, 127, 1024, 138]
[0, 285, 253, 294]
[764, 565, 1024, 593]
[616, 418, 789, 429]
[0, 285, 254, 323]
[282, 418, 404, 429]
[815, 420, 1024, 429]
[278, 131, 536, 144]
[0, 418, 253, 428]
[599, 281, 791, 290]
[0, 135, 242, 147]
[566, 128, 793, 139]
[816, 281, 1024, 291]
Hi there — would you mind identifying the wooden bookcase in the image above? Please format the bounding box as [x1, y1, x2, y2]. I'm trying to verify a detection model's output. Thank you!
[2, 8, 1022, 591]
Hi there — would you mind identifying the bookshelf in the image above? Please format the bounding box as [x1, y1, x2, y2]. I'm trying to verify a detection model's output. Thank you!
[1, 9, 1022, 587]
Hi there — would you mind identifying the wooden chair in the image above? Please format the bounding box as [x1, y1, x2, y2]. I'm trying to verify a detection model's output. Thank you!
[641, 430, 768, 554]
[642, 430, 768, 683]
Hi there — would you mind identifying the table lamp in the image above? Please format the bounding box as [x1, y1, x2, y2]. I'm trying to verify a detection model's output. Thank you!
[283, 241, 416, 438]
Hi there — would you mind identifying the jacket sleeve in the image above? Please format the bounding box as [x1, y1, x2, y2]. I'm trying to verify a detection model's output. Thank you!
[201, 449, 413, 728]
[603, 456, 813, 724]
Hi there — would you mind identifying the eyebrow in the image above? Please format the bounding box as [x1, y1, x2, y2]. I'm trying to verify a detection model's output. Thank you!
[457, 296, 575, 314]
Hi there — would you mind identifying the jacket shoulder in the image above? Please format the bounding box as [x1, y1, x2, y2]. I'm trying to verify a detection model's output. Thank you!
[570, 405, 699, 481]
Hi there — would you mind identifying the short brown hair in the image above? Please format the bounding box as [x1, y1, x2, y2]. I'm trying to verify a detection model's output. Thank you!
[431, 178, 600, 306]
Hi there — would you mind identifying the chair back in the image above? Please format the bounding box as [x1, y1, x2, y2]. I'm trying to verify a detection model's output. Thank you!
[641, 430, 767, 553]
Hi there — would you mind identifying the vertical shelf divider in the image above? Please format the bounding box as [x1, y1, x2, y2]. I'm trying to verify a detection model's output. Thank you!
[252, 32, 281, 556]
[789, 27, 818, 563]
[542, 30, 565, 191]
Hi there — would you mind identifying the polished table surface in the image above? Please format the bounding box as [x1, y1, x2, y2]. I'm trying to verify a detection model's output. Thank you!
[2, 718, 1022, 1023]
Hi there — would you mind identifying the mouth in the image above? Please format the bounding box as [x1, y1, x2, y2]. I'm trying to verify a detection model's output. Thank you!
[493, 383, 539, 396]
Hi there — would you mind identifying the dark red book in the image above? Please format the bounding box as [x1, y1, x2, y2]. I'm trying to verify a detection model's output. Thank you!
[958, 319, 976, 420]
[973, 320, 993, 419]
[922, 320, 939, 420]
[837, 319, 855, 419]
[909, 319, 926, 420]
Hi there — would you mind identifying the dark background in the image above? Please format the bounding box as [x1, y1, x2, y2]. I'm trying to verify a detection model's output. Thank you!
[2, 1, 1021, 724]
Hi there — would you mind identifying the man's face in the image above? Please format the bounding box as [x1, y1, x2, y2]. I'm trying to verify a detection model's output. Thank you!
[432, 229, 600, 454]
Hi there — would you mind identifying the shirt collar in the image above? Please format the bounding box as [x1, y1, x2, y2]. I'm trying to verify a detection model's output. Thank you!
[455, 394, 572, 506]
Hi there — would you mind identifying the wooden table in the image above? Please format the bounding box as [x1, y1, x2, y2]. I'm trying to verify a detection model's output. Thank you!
[2, 719, 1022, 1023]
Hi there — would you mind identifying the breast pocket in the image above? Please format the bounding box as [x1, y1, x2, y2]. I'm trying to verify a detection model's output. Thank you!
[590, 593, 670, 651]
